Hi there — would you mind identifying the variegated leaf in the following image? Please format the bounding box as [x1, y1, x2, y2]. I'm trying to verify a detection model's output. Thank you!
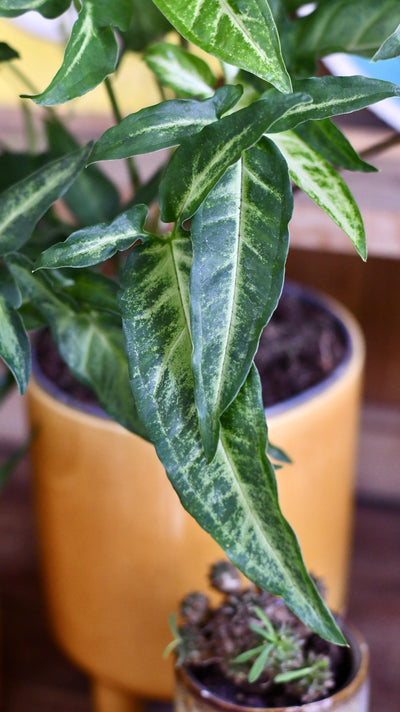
[6, 254, 148, 438]
[119, 231, 345, 645]
[373, 22, 400, 60]
[144, 41, 216, 98]
[294, 119, 376, 173]
[28, 1, 119, 106]
[89, 85, 242, 163]
[268, 76, 400, 133]
[0, 145, 91, 255]
[152, 0, 292, 92]
[35, 204, 150, 270]
[191, 138, 292, 460]
[0, 0, 69, 18]
[271, 131, 366, 260]
[159, 91, 310, 223]
[0, 294, 30, 394]
[291, 0, 400, 63]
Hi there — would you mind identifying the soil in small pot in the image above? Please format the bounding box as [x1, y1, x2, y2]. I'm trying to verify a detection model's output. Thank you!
[35, 287, 347, 411]
[186, 639, 352, 708]
[175, 562, 357, 709]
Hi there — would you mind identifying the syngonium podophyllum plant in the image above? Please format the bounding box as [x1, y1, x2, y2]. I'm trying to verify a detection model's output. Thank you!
[1, 0, 400, 645]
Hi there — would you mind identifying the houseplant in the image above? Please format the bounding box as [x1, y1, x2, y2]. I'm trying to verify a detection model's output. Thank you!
[171, 560, 369, 711]
[0, 0, 399, 702]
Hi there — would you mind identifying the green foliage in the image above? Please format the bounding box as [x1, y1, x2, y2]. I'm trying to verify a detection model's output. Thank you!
[90, 85, 243, 162]
[151, 0, 292, 92]
[27, 1, 121, 105]
[0, 0, 70, 19]
[144, 42, 217, 98]
[1, 0, 399, 645]
[373, 22, 400, 61]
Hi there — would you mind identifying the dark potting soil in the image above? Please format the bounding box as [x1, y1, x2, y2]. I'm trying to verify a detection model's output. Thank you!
[188, 638, 351, 708]
[255, 290, 347, 407]
[35, 288, 347, 410]
[35, 328, 100, 407]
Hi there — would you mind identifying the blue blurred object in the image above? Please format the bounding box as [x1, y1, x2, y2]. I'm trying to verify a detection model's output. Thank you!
[325, 54, 400, 129]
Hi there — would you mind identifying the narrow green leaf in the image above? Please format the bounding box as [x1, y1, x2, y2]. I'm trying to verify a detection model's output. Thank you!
[267, 442, 292, 464]
[290, 0, 400, 63]
[45, 119, 120, 225]
[144, 41, 217, 98]
[373, 22, 400, 60]
[27, 1, 119, 106]
[271, 131, 367, 260]
[0, 0, 70, 18]
[253, 605, 276, 633]
[274, 665, 321, 684]
[152, 0, 292, 93]
[7, 254, 148, 439]
[235, 644, 266, 663]
[35, 204, 150, 270]
[294, 119, 376, 174]
[0, 42, 19, 62]
[249, 644, 272, 683]
[0, 294, 30, 394]
[0, 145, 91, 255]
[89, 85, 243, 163]
[191, 138, 292, 460]
[119, 233, 345, 645]
[268, 76, 400, 133]
[159, 92, 310, 223]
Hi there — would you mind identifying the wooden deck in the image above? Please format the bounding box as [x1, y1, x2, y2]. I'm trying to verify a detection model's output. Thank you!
[0, 444, 398, 712]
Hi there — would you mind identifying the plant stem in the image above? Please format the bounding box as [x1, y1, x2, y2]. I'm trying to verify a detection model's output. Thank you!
[8, 62, 39, 96]
[104, 76, 141, 193]
[156, 79, 167, 101]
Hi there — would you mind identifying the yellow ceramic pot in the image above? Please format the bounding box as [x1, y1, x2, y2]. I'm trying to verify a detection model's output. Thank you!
[174, 624, 369, 712]
[27, 286, 364, 712]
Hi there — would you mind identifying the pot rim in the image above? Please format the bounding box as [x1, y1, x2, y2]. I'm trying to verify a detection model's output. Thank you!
[30, 281, 364, 421]
[175, 622, 369, 712]
[263, 282, 364, 418]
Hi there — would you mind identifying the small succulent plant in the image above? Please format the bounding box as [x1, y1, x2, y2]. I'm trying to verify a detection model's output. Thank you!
[167, 561, 340, 705]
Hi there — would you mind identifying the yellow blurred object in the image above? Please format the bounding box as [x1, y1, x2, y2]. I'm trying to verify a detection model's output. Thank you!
[27, 292, 364, 712]
[0, 18, 160, 114]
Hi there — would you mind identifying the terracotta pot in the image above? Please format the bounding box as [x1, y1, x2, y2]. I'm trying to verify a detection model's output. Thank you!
[27, 286, 364, 712]
[174, 624, 369, 712]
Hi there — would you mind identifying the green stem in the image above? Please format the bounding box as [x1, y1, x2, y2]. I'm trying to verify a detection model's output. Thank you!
[8, 62, 40, 96]
[156, 79, 167, 101]
[104, 76, 141, 193]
